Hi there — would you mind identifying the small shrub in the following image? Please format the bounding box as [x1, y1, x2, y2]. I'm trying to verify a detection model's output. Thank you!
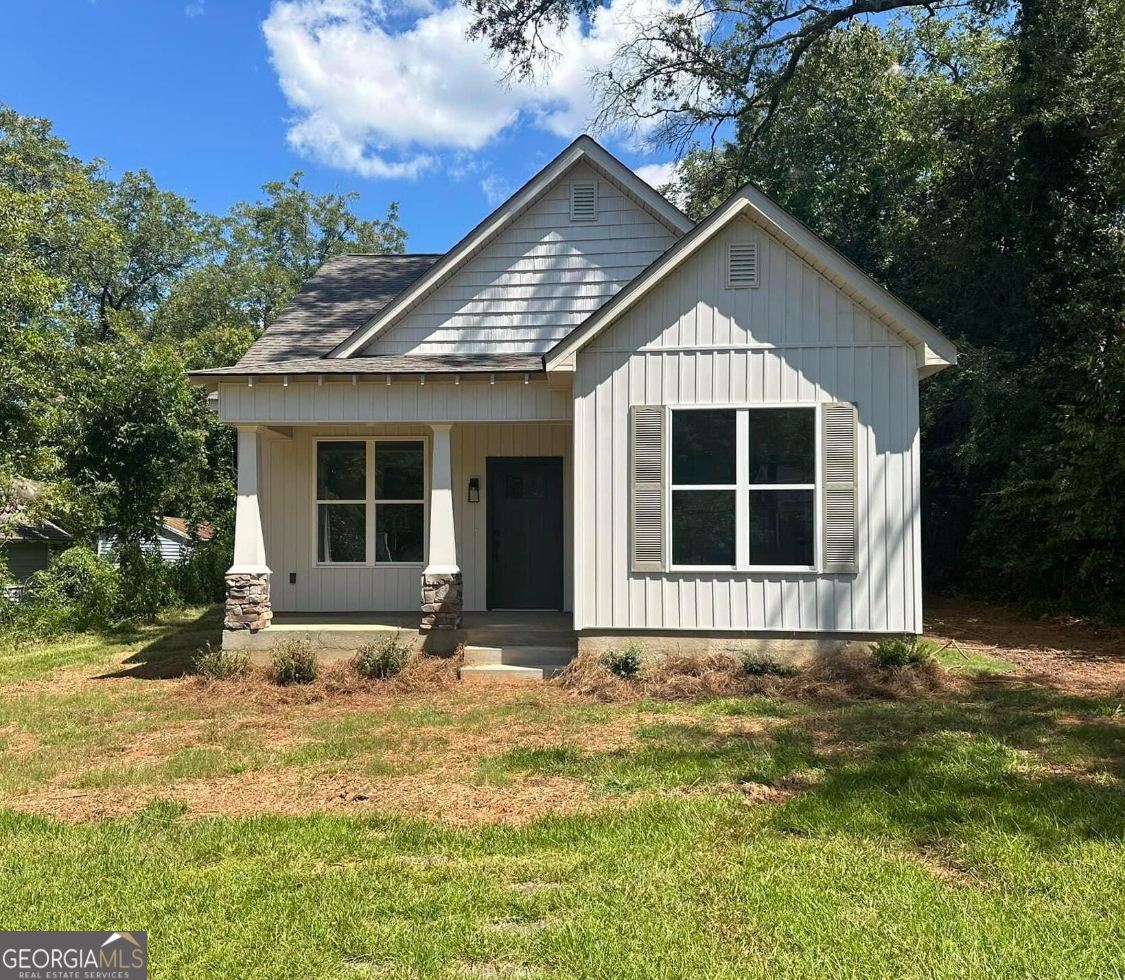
[17, 546, 122, 636]
[602, 642, 643, 679]
[741, 653, 799, 677]
[353, 632, 413, 679]
[271, 638, 318, 685]
[871, 634, 933, 669]
[194, 643, 252, 680]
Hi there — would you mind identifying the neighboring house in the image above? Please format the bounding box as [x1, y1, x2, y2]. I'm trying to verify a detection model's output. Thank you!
[1, 520, 73, 590]
[96, 518, 214, 564]
[190, 136, 956, 658]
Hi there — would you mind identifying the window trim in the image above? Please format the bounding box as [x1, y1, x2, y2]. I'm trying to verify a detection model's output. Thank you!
[313, 435, 429, 568]
[667, 404, 821, 574]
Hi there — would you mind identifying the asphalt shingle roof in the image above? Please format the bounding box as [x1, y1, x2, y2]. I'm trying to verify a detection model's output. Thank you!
[232, 253, 442, 368]
[192, 353, 545, 377]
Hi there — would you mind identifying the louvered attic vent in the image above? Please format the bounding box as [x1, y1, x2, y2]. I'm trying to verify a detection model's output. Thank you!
[727, 242, 759, 288]
[570, 182, 597, 222]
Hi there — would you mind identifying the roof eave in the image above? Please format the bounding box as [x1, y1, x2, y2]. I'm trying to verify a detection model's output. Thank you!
[545, 185, 959, 374]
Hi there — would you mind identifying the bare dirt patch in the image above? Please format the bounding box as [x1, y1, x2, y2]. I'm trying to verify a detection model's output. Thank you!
[926, 597, 1125, 693]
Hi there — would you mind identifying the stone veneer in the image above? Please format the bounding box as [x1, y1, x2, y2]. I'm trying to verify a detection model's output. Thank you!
[224, 571, 272, 632]
[421, 570, 463, 630]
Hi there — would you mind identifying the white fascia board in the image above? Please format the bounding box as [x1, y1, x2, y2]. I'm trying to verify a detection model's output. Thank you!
[546, 183, 958, 373]
[328, 136, 693, 361]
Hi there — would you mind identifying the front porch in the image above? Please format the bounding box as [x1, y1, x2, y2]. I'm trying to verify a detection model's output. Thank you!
[221, 419, 574, 647]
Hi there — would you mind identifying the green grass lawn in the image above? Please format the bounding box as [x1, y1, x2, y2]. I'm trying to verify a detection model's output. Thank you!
[1, 611, 1123, 979]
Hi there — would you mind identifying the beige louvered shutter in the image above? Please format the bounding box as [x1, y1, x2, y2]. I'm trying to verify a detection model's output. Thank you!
[630, 406, 665, 572]
[822, 402, 858, 573]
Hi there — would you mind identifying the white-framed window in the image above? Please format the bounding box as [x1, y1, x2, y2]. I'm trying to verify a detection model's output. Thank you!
[669, 406, 817, 571]
[314, 437, 427, 566]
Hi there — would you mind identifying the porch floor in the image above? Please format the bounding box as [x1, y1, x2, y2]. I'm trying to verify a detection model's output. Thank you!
[227, 610, 576, 661]
[269, 611, 573, 634]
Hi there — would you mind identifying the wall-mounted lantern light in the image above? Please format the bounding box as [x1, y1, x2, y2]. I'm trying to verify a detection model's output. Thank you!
[467, 476, 480, 503]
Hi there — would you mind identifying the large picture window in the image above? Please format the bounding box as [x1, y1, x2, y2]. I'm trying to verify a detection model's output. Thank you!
[670, 407, 816, 569]
[315, 438, 426, 566]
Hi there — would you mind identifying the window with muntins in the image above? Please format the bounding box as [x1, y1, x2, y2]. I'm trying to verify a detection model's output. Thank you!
[316, 439, 426, 565]
[670, 407, 816, 569]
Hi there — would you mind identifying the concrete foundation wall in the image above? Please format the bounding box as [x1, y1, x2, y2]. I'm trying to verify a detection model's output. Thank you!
[576, 632, 879, 665]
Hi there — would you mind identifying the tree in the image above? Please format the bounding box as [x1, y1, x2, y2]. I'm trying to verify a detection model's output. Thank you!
[151, 173, 407, 364]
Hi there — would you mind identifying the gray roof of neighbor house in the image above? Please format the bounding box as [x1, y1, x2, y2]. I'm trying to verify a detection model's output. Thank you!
[1, 519, 72, 544]
[230, 253, 443, 369]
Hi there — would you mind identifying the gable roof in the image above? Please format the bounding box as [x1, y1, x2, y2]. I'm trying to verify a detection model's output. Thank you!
[546, 183, 958, 376]
[161, 517, 213, 542]
[327, 135, 695, 360]
[231, 253, 442, 368]
[1, 520, 72, 544]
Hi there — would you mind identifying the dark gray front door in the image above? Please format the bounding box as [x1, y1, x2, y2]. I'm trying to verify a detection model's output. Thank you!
[487, 457, 564, 610]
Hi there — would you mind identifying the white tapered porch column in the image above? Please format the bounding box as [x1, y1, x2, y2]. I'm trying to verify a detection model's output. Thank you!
[421, 423, 462, 630]
[225, 425, 272, 632]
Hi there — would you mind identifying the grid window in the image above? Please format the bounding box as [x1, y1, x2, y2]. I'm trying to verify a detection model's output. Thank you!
[670, 407, 817, 569]
[316, 439, 426, 566]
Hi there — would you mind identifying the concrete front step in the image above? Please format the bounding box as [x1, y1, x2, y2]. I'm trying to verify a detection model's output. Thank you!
[460, 644, 574, 685]
[462, 645, 574, 667]
[460, 662, 569, 685]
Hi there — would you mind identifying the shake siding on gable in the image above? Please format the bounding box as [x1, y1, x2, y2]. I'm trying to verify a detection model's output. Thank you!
[363, 163, 679, 356]
[573, 217, 923, 634]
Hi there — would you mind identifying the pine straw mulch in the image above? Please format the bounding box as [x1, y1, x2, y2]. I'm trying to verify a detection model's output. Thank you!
[555, 649, 965, 704]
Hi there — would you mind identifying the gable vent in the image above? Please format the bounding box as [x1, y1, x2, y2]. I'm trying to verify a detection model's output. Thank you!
[727, 242, 759, 288]
[570, 181, 598, 222]
[630, 406, 665, 572]
[822, 402, 858, 573]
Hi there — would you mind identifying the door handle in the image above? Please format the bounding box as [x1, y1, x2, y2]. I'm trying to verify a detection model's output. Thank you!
[492, 529, 500, 561]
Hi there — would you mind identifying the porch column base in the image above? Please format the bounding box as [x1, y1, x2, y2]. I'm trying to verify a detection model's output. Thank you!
[225, 569, 272, 632]
[421, 569, 463, 630]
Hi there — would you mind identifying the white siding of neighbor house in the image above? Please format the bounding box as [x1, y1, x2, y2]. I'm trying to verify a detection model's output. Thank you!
[260, 423, 572, 613]
[361, 162, 680, 356]
[574, 216, 922, 634]
[217, 378, 571, 424]
[96, 531, 192, 563]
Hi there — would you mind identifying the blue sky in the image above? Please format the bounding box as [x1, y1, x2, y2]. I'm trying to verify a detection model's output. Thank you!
[0, 0, 680, 252]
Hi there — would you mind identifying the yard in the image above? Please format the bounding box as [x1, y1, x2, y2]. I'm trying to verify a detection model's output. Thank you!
[1, 602, 1123, 979]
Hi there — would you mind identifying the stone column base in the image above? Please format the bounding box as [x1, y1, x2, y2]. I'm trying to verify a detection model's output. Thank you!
[225, 571, 272, 632]
[421, 570, 463, 630]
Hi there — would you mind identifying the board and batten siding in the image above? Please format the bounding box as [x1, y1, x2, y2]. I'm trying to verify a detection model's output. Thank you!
[260, 423, 572, 613]
[217, 378, 571, 425]
[574, 215, 923, 634]
[362, 162, 680, 357]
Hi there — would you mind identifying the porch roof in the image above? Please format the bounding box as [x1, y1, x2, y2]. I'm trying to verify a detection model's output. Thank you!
[189, 353, 545, 380]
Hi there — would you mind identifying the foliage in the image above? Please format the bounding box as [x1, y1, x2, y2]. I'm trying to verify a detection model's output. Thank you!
[871, 635, 935, 669]
[271, 638, 318, 685]
[353, 633, 413, 679]
[193, 643, 252, 681]
[603, 643, 643, 678]
[741, 654, 799, 677]
[8, 547, 122, 637]
[0, 104, 407, 634]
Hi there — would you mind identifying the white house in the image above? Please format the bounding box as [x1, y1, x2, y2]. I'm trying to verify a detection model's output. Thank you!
[190, 136, 956, 669]
[96, 518, 214, 564]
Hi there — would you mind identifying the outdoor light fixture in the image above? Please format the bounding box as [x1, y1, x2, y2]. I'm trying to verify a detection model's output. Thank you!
[467, 477, 480, 503]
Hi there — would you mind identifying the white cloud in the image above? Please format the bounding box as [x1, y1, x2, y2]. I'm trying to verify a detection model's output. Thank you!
[184, 0, 205, 15]
[634, 161, 675, 190]
[480, 173, 513, 207]
[635, 161, 686, 208]
[262, 0, 690, 179]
